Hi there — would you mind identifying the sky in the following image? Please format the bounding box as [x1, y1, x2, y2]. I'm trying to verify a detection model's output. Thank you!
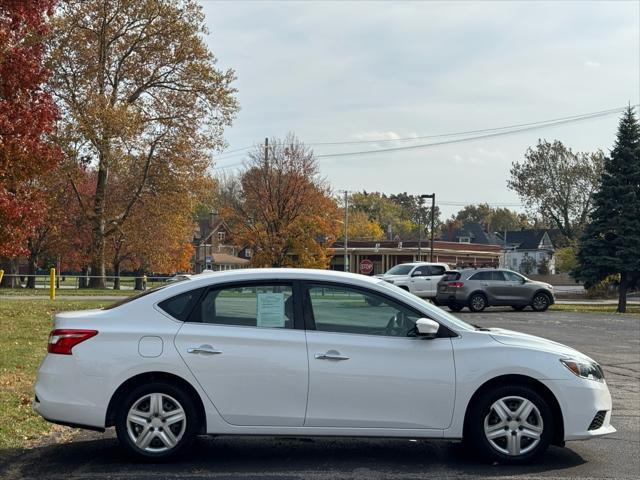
[199, 0, 640, 218]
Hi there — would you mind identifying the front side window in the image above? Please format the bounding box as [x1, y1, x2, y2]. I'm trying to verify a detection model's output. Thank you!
[504, 271, 525, 282]
[307, 284, 421, 337]
[190, 283, 294, 328]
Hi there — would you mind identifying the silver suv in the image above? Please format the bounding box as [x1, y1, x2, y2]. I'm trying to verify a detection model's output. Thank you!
[436, 268, 555, 312]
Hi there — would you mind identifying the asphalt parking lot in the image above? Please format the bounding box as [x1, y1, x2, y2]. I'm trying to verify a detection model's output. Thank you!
[1, 308, 638, 480]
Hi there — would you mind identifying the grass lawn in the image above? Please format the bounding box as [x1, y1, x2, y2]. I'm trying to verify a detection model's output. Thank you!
[0, 288, 135, 297]
[550, 303, 639, 314]
[0, 299, 109, 449]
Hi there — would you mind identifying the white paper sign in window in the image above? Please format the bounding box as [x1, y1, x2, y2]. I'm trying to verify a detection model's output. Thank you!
[256, 293, 285, 327]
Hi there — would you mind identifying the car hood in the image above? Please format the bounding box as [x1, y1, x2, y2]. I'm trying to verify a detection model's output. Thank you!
[488, 328, 594, 362]
[380, 275, 408, 281]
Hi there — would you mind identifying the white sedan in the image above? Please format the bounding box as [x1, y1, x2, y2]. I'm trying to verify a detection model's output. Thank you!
[33, 269, 615, 463]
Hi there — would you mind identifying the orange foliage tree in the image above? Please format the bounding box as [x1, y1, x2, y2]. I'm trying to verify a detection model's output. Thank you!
[222, 135, 340, 268]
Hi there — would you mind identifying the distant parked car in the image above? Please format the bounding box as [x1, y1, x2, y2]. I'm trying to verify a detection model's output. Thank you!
[379, 262, 449, 300]
[436, 268, 555, 312]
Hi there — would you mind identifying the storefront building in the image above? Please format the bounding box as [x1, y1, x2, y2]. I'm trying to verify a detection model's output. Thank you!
[329, 240, 502, 275]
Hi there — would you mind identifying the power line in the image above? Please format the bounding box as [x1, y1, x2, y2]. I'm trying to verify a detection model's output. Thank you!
[315, 106, 632, 158]
[309, 106, 627, 146]
[212, 104, 635, 168]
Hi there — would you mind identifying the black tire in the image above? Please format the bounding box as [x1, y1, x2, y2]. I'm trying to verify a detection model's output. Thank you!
[466, 384, 554, 465]
[512, 305, 527, 311]
[531, 292, 551, 312]
[431, 298, 441, 306]
[449, 304, 464, 312]
[468, 293, 487, 312]
[115, 381, 198, 460]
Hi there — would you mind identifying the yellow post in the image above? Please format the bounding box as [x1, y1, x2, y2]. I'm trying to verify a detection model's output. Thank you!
[50, 267, 56, 300]
[0, 269, 4, 285]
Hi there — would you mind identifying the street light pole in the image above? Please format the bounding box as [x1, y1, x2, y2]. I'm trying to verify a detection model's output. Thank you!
[420, 194, 436, 262]
[417, 196, 424, 261]
[344, 190, 349, 272]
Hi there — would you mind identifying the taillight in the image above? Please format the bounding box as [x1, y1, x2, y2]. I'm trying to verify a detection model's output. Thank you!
[48, 329, 98, 355]
[448, 281, 465, 288]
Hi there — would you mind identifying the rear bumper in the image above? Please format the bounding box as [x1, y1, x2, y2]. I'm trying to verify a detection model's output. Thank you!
[435, 292, 466, 306]
[33, 354, 109, 430]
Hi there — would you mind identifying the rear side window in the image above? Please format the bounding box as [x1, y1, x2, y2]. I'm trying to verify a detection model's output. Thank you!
[190, 283, 294, 329]
[469, 271, 491, 281]
[429, 266, 446, 276]
[158, 288, 204, 321]
[443, 271, 460, 281]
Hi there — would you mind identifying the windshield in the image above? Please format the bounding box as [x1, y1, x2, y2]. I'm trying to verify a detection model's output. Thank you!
[385, 264, 414, 276]
[376, 280, 475, 331]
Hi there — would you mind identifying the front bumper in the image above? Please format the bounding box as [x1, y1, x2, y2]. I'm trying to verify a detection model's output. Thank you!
[544, 377, 616, 441]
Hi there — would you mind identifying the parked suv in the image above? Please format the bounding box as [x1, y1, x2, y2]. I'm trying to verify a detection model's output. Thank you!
[379, 262, 449, 300]
[436, 268, 555, 312]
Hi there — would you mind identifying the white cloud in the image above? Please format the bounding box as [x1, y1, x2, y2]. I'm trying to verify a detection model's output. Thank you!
[584, 60, 601, 68]
[349, 131, 405, 141]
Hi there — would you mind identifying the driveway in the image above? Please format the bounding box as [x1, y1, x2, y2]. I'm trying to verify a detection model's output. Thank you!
[1, 309, 638, 479]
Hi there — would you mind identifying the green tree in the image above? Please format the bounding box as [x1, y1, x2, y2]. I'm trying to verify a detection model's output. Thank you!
[452, 203, 531, 232]
[555, 246, 577, 274]
[574, 107, 640, 312]
[508, 140, 603, 242]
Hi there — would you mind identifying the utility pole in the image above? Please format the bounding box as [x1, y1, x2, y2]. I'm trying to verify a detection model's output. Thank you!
[264, 137, 269, 167]
[344, 190, 349, 272]
[417, 196, 424, 261]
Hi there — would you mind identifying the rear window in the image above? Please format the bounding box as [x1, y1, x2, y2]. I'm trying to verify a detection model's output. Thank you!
[443, 271, 460, 281]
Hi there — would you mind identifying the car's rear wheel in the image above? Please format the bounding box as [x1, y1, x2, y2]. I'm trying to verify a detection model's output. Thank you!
[116, 382, 198, 460]
[448, 304, 464, 312]
[468, 293, 487, 312]
[531, 293, 551, 312]
[467, 385, 553, 464]
[512, 305, 527, 311]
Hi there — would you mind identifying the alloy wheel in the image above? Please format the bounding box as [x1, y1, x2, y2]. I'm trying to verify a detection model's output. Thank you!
[126, 392, 187, 453]
[483, 396, 544, 456]
[532, 294, 549, 311]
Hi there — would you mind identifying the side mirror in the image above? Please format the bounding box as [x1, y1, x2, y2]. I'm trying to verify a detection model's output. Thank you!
[521, 278, 527, 284]
[412, 270, 423, 277]
[416, 318, 440, 339]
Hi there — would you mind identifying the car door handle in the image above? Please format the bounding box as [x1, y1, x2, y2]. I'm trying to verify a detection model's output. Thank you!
[187, 345, 222, 355]
[315, 351, 350, 361]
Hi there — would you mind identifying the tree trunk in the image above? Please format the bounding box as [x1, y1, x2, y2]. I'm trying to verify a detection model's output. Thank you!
[0, 258, 20, 288]
[134, 269, 145, 291]
[113, 261, 121, 290]
[78, 266, 89, 289]
[89, 159, 109, 289]
[26, 255, 37, 289]
[617, 272, 628, 313]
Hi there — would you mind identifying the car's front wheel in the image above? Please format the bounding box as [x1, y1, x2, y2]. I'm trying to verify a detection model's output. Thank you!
[115, 382, 198, 460]
[531, 292, 551, 312]
[467, 385, 553, 464]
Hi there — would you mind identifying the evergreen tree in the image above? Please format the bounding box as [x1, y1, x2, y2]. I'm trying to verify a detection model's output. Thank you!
[574, 106, 640, 312]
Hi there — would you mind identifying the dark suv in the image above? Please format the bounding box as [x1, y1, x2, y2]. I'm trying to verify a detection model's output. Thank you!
[436, 268, 555, 312]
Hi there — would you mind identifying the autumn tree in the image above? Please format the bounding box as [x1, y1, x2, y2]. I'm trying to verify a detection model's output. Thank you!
[508, 140, 603, 243]
[348, 191, 441, 240]
[345, 210, 384, 240]
[574, 107, 640, 313]
[49, 0, 238, 287]
[222, 136, 340, 268]
[0, 0, 60, 285]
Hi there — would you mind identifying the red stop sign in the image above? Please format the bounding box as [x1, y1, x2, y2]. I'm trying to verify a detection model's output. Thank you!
[359, 259, 374, 275]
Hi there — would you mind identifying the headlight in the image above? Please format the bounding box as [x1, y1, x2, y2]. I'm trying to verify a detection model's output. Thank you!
[560, 358, 605, 382]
